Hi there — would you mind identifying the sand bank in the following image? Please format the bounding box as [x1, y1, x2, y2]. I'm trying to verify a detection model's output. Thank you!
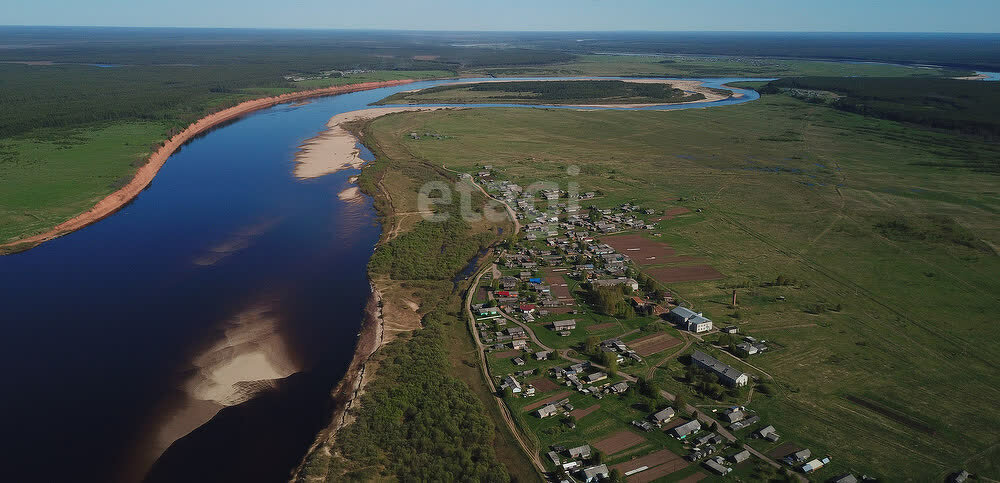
[954, 73, 988, 80]
[293, 106, 452, 179]
[0, 79, 421, 254]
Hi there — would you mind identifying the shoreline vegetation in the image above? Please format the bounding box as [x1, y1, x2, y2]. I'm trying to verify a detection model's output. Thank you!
[377, 78, 734, 107]
[290, 109, 526, 482]
[0, 79, 425, 255]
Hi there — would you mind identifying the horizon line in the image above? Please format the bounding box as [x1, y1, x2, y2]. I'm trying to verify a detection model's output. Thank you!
[2, 25, 999, 35]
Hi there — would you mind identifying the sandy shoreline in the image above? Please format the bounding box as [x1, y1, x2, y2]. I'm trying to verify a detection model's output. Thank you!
[0, 78, 421, 254]
[293, 106, 454, 179]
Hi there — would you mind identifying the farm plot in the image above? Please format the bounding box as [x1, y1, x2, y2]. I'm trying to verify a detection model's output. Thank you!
[543, 269, 574, 303]
[569, 404, 601, 420]
[611, 448, 688, 482]
[522, 391, 571, 412]
[647, 265, 724, 283]
[593, 430, 646, 455]
[492, 350, 522, 359]
[586, 322, 618, 332]
[602, 234, 675, 266]
[527, 377, 560, 393]
[629, 332, 682, 356]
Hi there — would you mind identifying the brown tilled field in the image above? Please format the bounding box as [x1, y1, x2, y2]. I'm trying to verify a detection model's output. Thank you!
[593, 430, 646, 455]
[543, 269, 574, 302]
[586, 322, 618, 332]
[647, 265, 724, 283]
[629, 332, 682, 356]
[522, 391, 571, 412]
[627, 458, 690, 483]
[611, 448, 684, 474]
[527, 377, 559, 393]
[660, 418, 687, 431]
[492, 350, 522, 359]
[569, 404, 601, 420]
[676, 472, 707, 483]
[602, 234, 675, 266]
[768, 442, 802, 460]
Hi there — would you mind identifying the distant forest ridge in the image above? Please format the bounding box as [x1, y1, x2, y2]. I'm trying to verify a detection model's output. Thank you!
[0, 27, 998, 70]
[766, 77, 1000, 141]
[378, 80, 706, 105]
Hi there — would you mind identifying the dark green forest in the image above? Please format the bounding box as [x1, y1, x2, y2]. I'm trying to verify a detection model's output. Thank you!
[766, 77, 1000, 139]
[381, 79, 705, 105]
[300, 312, 510, 482]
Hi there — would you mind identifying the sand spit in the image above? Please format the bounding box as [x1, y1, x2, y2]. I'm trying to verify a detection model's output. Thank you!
[144, 304, 299, 479]
[954, 73, 989, 80]
[293, 106, 452, 180]
[0, 79, 421, 254]
[338, 186, 362, 201]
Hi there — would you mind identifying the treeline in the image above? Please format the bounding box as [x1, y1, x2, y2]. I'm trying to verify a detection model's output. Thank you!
[765, 77, 1000, 140]
[368, 216, 494, 280]
[300, 312, 509, 482]
[465, 80, 696, 103]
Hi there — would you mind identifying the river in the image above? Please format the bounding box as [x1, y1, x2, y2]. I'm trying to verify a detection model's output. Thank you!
[0, 77, 764, 482]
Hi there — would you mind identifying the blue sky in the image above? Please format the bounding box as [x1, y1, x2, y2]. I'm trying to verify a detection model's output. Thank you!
[3, 0, 998, 32]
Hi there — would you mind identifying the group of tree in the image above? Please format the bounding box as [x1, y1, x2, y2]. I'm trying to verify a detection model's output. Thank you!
[330, 311, 510, 482]
[586, 284, 635, 318]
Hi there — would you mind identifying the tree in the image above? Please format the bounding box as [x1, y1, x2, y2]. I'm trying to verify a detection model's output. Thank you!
[584, 336, 600, 355]
[673, 393, 687, 413]
[609, 468, 624, 483]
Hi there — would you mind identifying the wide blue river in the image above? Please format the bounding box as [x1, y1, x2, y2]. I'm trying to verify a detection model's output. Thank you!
[0, 77, 764, 482]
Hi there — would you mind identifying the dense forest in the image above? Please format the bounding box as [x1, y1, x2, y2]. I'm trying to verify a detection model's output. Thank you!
[0, 27, 574, 137]
[298, 312, 510, 482]
[367, 216, 495, 280]
[765, 77, 1000, 141]
[381, 79, 705, 105]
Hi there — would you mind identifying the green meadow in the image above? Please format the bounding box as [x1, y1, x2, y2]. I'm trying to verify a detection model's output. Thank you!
[364, 94, 1000, 480]
[0, 121, 169, 245]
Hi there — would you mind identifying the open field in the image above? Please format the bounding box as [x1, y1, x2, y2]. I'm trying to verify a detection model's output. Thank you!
[629, 333, 682, 357]
[365, 94, 1000, 479]
[464, 53, 973, 79]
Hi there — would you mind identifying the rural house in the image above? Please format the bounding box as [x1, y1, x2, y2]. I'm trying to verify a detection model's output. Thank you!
[551, 319, 577, 331]
[650, 407, 675, 425]
[536, 404, 558, 418]
[671, 419, 702, 438]
[690, 351, 749, 386]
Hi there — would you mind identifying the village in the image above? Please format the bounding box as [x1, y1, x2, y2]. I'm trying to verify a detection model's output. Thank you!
[466, 166, 861, 483]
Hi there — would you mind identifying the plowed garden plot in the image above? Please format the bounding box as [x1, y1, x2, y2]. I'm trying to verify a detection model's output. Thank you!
[627, 459, 690, 483]
[611, 448, 684, 474]
[586, 322, 618, 332]
[527, 377, 559, 393]
[492, 350, 522, 359]
[647, 265, 724, 283]
[660, 418, 687, 431]
[543, 269, 574, 302]
[629, 332, 682, 356]
[677, 472, 706, 483]
[602, 234, 675, 266]
[569, 404, 601, 419]
[593, 430, 646, 455]
[768, 442, 801, 460]
[522, 391, 571, 412]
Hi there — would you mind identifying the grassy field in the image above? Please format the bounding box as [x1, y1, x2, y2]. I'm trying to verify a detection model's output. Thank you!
[0, 121, 169, 244]
[364, 95, 1000, 480]
[465, 54, 972, 79]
